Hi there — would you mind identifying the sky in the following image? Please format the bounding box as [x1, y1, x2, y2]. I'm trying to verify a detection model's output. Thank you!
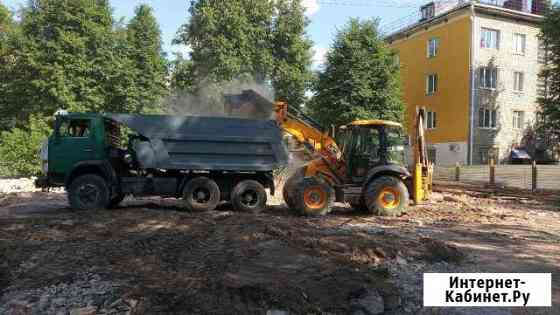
[2, 0, 557, 68]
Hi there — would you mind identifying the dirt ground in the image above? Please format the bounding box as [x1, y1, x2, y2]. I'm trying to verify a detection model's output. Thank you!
[0, 183, 559, 315]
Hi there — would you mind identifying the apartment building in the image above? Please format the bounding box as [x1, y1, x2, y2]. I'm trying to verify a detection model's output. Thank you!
[386, 0, 548, 165]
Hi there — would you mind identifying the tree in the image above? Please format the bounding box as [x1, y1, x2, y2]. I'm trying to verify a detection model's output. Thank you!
[309, 18, 404, 127]
[175, 0, 275, 84]
[169, 54, 195, 92]
[0, 2, 11, 37]
[272, 0, 313, 106]
[0, 115, 51, 177]
[126, 5, 168, 113]
[0, 0, 142, 124]
[539, 4, 560, 143]
[0, 2, 15, 129]
[174, 0, 313, 107]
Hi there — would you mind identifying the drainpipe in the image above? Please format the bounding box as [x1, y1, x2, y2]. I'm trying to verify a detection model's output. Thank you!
[468, 3, 476, 165]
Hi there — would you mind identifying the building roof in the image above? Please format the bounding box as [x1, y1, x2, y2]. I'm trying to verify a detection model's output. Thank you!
[385, 1, 544, 43]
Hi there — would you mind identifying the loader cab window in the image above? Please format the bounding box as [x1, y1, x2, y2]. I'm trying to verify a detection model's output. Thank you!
[59, 119, 91, 138]
[347, 126, 381, 180]
[386, 127, 406, 165]
[354, 127, 381, 159]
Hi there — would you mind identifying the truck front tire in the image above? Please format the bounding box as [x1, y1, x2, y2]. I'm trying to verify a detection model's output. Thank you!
[365, 176, 409, 217]
[68, 174, 110, 211]
[231, 180, 267, 213]
[182, 177, 221, 212]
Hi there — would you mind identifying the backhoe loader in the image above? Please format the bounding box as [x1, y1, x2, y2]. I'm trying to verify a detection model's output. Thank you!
[226, 90, 433, 216]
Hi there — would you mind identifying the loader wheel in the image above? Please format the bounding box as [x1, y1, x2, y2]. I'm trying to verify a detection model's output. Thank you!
[183, 177, 221, 212]
[293, 177, 334, 216]
[282, 167, 305, 210]
[232, 180, 267, 213]
[68, 174, 110, 211]
[365, 176, 409, 217]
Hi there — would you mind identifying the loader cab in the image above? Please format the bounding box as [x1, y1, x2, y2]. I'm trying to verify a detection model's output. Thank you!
[341, 120, 406, 183]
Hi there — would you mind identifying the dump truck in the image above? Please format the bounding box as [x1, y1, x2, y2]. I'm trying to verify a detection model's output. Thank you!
[226, 90, 433, 217]
[35, 112, 289, 212]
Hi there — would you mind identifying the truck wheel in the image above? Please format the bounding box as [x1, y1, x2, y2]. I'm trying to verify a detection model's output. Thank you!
[293, 177, 334, 216]
[365, 176, 409, 217]
[231, 180, 267, 213]
[68, 174, 110, 211]
[183, 177, 220, 212]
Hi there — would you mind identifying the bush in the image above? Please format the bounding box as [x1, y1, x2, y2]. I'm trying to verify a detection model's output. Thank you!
[0, 115, 51, 177]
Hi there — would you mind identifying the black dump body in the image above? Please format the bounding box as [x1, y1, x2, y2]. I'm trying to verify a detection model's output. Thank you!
[105, 114, 289, 172]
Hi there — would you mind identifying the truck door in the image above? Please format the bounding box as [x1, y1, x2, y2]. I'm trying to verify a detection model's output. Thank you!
[49, 118, 97, 175]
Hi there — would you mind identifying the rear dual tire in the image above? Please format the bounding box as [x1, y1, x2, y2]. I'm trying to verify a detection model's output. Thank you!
[182, 177, 221, 212]
[231, 180, 267, 213]
[182, 177, 268, 213]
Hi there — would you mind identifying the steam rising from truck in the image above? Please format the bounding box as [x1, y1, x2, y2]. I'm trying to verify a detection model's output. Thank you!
[164, 78, 275, 120]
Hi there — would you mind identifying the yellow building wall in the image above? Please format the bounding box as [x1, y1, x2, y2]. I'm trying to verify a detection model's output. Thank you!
[390, 13, 471, 144]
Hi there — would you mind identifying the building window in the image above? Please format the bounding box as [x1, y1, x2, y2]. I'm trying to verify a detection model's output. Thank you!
[513, 111, 525, 129]
[427, 38, 439, 58]
[514, 33, 526, 54]
[479, 109, 497, 128]
[514, 71, 524, 92]
[426, 74, 438, 95]
[427, 111, 437, 129]
[481, 28, 500, 49]
[479, 67, 498, 89]
[421, 3, 435, 21]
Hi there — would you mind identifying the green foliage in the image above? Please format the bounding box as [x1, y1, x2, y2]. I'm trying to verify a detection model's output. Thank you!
[539, 4, 560, 141]
[174, 0, 312, 107]
[126, 5, 168, 113]
[272, 0, 313, 106]
[308, 18, 404, 127]
[175, 0, 274, 83]
[0, 115, 51, 177]
[0, 0, 169, 126]
[169, 54, 196, 93]
[0, 2, 11, 36]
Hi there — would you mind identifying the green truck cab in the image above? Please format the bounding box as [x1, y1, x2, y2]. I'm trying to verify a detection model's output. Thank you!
[36, 111, 288, 212]
[36, 112, 131, 209]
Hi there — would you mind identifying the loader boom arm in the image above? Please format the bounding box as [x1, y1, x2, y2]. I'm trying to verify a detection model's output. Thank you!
[274, 102, 340, 161]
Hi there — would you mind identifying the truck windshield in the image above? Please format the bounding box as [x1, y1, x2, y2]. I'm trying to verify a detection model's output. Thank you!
[59, 119, 90, 138]
[386, 127, 406, 165]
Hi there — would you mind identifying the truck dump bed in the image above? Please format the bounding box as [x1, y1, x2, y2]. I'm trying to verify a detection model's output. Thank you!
[106, 114, 289, 172]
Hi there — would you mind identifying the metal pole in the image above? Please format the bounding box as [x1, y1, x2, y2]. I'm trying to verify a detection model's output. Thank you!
[532, 160, 538, 192]
[489, 157, 495, 186]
